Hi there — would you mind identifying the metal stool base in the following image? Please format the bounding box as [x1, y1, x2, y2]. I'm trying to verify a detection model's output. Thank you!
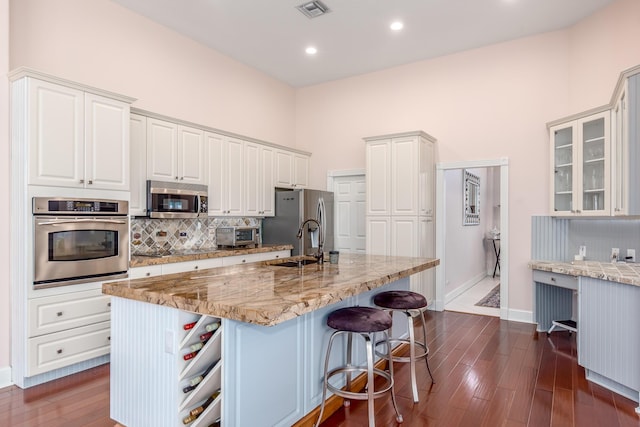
[315, 329, 403, 427]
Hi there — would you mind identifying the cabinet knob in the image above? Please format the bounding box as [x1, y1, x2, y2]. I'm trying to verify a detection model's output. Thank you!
[107, 302, 111, 308]
[194, 266, 199, 270]
[79, 179, 84, 184]
[242, 259, 246, 263]
[57, 311, 63, 317]
[180, 177, 184, 180]
[57, 349, 63, 354]
[107, 336, 111, 341]
[88, 180, 93, 185]
[175, 176, 179, 180]
[146, 272, 151, 277]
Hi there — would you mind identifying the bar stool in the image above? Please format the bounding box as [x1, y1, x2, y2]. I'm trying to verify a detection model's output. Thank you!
[373, 290, 434, 403]
[315, 306, 403, 427]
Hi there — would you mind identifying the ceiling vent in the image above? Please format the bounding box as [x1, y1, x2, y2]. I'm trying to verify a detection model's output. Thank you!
[296, 1, 331, 19]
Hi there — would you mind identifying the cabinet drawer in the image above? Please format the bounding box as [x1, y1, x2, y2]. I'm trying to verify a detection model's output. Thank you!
[221, 250, 290, 266]
[27, 321, 111, 376]
[28, 290, 111, 337]
[129, 265, 163, 279]
[532, 270, 578, 290]
[161, 258, 223, 275]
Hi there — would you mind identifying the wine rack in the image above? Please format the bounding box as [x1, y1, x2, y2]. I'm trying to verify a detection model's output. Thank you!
[178, 313, 223, 426]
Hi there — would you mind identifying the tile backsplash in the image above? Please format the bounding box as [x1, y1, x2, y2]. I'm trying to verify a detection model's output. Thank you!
[131, 217, 262, 255]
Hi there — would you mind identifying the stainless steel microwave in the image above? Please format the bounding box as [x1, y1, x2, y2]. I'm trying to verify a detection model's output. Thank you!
[216, 226, 259, 248]
[147, 180, 208, 219]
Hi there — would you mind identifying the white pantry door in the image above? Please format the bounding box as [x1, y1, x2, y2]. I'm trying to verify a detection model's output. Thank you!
[333, 175, 366, 254]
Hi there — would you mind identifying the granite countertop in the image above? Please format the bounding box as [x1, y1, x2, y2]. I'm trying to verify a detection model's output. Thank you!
[529, 260, 640, 287]
[104, 253, 440, 326]
[130, 244, 294, 268]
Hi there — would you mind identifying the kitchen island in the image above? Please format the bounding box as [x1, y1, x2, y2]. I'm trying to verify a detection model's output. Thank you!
[104, 253, 439, 427]
[530, 260, 640, 412]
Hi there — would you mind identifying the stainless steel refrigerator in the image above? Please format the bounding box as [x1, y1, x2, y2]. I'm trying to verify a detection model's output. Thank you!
[262, 189, 334, 257]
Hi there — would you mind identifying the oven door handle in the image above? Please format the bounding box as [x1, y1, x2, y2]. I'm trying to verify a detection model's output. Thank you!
[36, 219, 128, 226]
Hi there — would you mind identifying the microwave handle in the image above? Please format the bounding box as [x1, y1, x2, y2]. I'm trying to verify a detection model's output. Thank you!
[36, 219, 128, 226]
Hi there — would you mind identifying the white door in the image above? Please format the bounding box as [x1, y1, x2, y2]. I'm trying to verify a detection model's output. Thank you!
[334, 175, 366, 254]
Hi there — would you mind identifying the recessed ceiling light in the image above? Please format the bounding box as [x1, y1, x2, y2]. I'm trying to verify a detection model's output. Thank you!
[390, 21, 404, 31]
[305, 46, 318, 55]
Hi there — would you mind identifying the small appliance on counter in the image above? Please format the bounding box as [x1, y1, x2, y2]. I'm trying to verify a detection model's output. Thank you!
[216, 226, 260, 248]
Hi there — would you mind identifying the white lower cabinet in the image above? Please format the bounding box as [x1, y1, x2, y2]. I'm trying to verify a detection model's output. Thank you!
[26, 288, 111, 376]
[220, 250, 289, 266]
[128, 264, 163, 279]
[161, 258, 223, 275]
[27, 320, 111, 376]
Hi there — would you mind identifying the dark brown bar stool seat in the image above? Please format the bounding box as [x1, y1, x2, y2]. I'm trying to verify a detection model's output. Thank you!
[373, 290, 435, 403]
[315, 306, 403, 427]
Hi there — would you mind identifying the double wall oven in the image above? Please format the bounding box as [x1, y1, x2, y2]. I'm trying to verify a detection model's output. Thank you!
[33, 197, 129, 289]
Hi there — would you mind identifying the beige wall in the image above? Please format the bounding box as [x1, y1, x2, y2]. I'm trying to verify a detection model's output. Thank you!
[9, 0, 297, 146]
[3, 0, 640, 379]
[295, 0, 640, 314]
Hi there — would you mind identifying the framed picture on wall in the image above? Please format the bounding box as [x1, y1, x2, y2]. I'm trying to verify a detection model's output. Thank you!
[463, 169, 480, 226]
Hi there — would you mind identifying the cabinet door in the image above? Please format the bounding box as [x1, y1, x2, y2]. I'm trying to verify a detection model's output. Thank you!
[207, 132, 226, 216]
[612, 88, 627, 215]
[261, 146, 275, 216]
[365, 139, 391, 215]
[28, 79, 84, 188]
[129, 114, 147, 216]
[391, 216, 418, 257]
[274, 150, 293, 188]
[550, 122, 578, 216]
[391, 136, 419, 216]
[85, 93, 130, 191]
[177, 125, 207, 184]
[147, 118, 178, 181]
[293, 154, 309, 188]
[578, 112, 609, 215]
[244, 141, 261, 216]
[420, 139, 435, 217]
[226, 137, 244, 215]
[365, 217, 390, 255]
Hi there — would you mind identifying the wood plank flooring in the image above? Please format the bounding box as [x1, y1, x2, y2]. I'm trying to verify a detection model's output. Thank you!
[1, 310, 638, 426]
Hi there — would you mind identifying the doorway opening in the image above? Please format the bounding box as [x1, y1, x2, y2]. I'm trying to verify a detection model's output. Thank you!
[435, 159, 509, 320]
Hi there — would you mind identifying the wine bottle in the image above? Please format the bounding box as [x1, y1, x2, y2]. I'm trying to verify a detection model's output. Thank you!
[204, 321, 220, 332]
[183, 321, 197, 330]
[187, 361, 217, 387]
[182, 390, 221, 424]
[199, 331, 214, 341]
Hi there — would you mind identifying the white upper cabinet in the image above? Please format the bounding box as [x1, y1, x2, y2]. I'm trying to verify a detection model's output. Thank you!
[207, 132, 243, 216]
[146, 118, 207, 185]
[244, 141, 275, 217]
[129, 114, 147, 216]
[26, 78, 130, 190]
[549, 110, 610, 216]
[275, 149, 309, 189]
[611, 73, 640, 216]
[365, 132, 435, 217]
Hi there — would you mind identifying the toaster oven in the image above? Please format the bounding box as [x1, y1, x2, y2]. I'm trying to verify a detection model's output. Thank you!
[216, 226, 259, 248]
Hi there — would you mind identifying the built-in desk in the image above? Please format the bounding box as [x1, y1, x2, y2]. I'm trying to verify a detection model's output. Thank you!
[530, 260, 640, 413]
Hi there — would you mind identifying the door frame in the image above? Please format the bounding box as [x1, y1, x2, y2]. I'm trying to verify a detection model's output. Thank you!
[435, 158, 509, 319]
[326, 169, 366, 253]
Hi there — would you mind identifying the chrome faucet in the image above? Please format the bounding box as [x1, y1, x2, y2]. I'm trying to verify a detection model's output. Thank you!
[297, 218, 324, 264]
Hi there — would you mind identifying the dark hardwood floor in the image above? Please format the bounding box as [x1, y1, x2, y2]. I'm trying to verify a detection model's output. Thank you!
[1, 310, 639, 427]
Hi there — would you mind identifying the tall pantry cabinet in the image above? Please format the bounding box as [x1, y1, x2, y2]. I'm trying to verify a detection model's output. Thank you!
[365, 131, 437, 302]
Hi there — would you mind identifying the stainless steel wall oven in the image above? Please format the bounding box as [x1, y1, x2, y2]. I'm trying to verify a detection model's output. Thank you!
[33, 197, 129, 288]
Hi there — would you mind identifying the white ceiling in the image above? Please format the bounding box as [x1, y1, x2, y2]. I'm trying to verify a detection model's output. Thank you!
[111, 0, 614, 87]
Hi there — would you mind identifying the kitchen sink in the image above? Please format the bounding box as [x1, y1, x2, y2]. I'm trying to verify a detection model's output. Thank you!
[266, 256, 319, 268]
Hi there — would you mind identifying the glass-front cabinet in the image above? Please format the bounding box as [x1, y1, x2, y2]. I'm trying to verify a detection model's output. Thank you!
[550, 110, 610, 216]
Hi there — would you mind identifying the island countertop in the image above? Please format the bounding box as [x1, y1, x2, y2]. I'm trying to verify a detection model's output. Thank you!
[103, 253, 439, 326]
[529, 260, 640, 287]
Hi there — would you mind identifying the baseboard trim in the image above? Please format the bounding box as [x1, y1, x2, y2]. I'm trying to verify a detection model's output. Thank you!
[0, 366, 12, 389]
[444, 271, 488, 304]
[292, 343, 408, 427]
[506, 308, 533, 324]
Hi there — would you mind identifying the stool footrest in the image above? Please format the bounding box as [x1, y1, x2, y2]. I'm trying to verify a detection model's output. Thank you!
[375, 338, 429, 362]
[326, 366, 394, 401]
